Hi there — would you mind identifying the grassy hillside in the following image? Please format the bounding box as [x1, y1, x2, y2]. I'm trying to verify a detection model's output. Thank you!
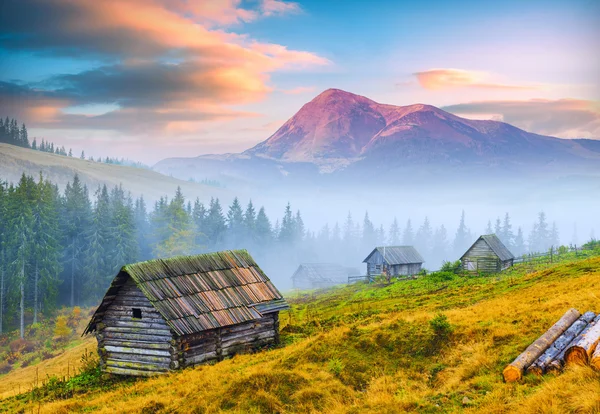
[2, 252, 600, 413]
[0, 143, 233, 204]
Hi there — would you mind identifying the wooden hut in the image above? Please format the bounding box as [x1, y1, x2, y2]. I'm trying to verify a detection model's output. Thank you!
[291, 263, 359, 289]
[84, 250, 289, 377]
[460, 234, 515, 273]
[363, 246, 424, 277]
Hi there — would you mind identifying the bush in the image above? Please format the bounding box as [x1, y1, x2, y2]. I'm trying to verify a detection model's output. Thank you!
[440, 260, 462, 274]
[0, 360, 12, 375]
[54, 316, 72, 339]
[426, 271, 455, 283]
[9, 338, 36, 353]
[428, 313, 454, 354]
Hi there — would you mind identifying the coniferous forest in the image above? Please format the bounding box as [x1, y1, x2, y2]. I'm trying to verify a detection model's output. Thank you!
[0, 170, 574, 339]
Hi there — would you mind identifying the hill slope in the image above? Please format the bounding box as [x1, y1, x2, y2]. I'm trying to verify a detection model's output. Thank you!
[0, 143, 233, 204]
[3, 252, 599, 413]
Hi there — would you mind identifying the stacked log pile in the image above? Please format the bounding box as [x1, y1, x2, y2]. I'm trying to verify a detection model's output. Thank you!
[503, 308, 600, 382]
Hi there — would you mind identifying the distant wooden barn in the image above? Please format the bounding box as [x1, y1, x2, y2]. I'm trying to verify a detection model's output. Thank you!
[291, 263, 359, 289]
[460, 234, 515, 273]
[363, 246, 424, 277]
[84, 250, 288, 377]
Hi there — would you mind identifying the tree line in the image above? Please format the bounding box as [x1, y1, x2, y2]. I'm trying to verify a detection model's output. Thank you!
[0, 172, 577, 338]
[0, 116, 148, 168]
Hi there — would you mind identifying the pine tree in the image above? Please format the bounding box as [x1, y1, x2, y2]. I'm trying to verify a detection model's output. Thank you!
[403, 219, 414, 245]
[7, 174, 35, 338]
[501, 213, 514, 250]
[154, 187, 193, 257]
[85, 185, 111, 303]
[80, 150, 85, 160]
[31, 138, 37, 150]
[389, 218, 400, 245]
[550, 222, 560, 248]
[243, 200, 256, 245]
[226, 197, 244, 248]
[255, 207, 272, 248]
[494, 218, 502, 236]
[453, 210, 470, 256]
[432, 225, 448, 268]
[0, 181, 7, 333]
[415, 217, 433, 259]
[31, 175, 61, 320]
[134, 196, 152, 260]
[205, 198, 226, 248]
[62, 174, 92, 307]
[362, 212, 376, 250]
[293, 210, 305, 243]
[485, 220, 493, 235]
[191, 198, 207, 251]
[514, 227, 525, 256]
[279, 203, 295, 243]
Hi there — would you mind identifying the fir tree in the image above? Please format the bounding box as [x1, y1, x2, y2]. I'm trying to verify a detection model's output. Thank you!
[362, 212, 376, 250]
[453, 210, 470, 256]
[388, 218, 400, 245]
[402, 219, 414, 245]
[485, 220, 493, 235]
[293, 210, 305, 243]
[226, 197, 244, 248]
[255, 207, 272, 247]
[85, 185, 111, 304]
[279, 203, 295, 243]
[514, 227, 525, 256]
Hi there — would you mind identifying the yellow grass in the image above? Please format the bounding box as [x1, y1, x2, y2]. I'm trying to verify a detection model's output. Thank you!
[3, 256, 600, 413]
[0, 337, 95, 400]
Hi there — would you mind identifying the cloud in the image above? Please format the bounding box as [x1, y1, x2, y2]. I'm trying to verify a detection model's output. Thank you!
[0, 0, 327, 134]
[261, 0, 302, 16]
[280, 86, 316, 94]
[414, 69, 537, 91]
[443, 99, 600, 139]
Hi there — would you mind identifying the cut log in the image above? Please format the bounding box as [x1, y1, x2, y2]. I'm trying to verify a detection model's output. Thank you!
[526, 311, 596, 375]
[591, 345, 600, 370]
[503, 308, 581, 382]
[564, 314, 600, 366]
[548, 314, 600, 373]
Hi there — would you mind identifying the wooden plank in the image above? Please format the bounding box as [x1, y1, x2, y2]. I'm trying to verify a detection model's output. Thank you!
[103, 326, 172, 336]
[102, 331, 173, 342]
[106, 359, 170, 371]
[104, 366, 166, 377]
[106, 352, 171, 364]
[184, 351, 218, 366]
[103, 320, 170, 329]
[184, 343, 217, 358]
[221, 326, 275, 344]
[221, 331, 275, 349]
[102, 339, 172, 350]
[104, 345, 171, 357]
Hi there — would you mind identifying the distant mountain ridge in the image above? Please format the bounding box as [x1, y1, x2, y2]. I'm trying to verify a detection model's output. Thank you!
[154, 89, 600, 186]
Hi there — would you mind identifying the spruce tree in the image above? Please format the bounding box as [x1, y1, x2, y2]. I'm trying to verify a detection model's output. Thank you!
[362, 212, 376, 250]
[205, 198, 226, 248]
[293, 210, 305, 243]
[415, 217, 433, 259]
[191, 198, 207, 251]
[243, 200, 256, 245]
[226, 197, 244, 248]
[403, 219, 414, 245]
[514, 227, 525, 255]
[255, 207, 272, 248]
[62, 174, 92, 307]
[279, 203, 295, 243]
[389, 218, 400, 245]
[134, 196, 152, 260]
[453, 210, 470, 256]
[84, 185, 112, 303]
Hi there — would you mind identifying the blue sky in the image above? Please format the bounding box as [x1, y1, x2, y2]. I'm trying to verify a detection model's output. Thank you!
[0, 0, 598, 162]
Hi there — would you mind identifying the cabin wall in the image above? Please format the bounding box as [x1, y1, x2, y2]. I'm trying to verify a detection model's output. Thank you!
[96, 278, 176, 376]
[390, 263, 422, 276]
[461, 239, 501, 273]
[367, 251, 421, 277]
[180, 313, 279, 368]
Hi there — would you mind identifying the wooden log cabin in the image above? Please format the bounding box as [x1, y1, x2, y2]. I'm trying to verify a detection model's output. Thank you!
[291, 263, 359, 290]
[83, 250, 289, 377]
[460, 234, 515, 274]
[363, 246, 424, 277]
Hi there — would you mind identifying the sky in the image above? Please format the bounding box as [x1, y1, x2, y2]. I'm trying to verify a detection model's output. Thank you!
[0, 0, 599, 164]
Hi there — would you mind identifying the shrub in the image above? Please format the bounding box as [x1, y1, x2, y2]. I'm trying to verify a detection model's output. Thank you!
[428, 313, 454, 354]
[440, 260, 462, 273]
[9, 338, 36, 353]
[327, 357, 344, 377]
[0, 360, 12, 375]
[54, 316, 72, 339]
[427, 271, 455, 283]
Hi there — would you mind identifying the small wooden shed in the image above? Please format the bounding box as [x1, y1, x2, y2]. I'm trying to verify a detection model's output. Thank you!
[363, 246, 424, 277]
[84, 250, 288, 377]
[291, 263, 359, 289]
[460, 234, 515, 273]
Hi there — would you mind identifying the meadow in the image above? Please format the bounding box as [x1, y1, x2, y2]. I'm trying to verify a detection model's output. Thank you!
[1, 248, 600, 413]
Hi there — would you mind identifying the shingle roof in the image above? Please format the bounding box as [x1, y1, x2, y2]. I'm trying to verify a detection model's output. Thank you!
[84, 250, 288, 337]
[480, 234, 515, 261]
[461, 234, 515, 261]
[363, 246, 424, 265]
[292, 263, 359, 284]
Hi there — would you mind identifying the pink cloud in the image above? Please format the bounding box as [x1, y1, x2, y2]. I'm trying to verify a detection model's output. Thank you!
[280, 86, 316, 94]
[414, 69, 538, 91]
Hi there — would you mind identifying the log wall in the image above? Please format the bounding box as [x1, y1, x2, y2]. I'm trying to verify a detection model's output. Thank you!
[179, 313, 280, 368]
[96, 278, 176, 376]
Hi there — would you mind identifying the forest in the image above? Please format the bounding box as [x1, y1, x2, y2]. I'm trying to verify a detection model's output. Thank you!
[0, 169, 573, 340]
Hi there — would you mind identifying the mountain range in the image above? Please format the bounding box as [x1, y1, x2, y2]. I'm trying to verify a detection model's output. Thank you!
[152, 89, 600, 190]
